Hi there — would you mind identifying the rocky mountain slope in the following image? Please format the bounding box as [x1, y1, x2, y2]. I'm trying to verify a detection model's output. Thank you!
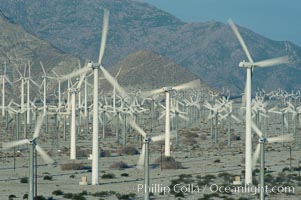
[1, 0, 301, 94]
[0, 10, 79, 97]
[106, 50, 206, 90]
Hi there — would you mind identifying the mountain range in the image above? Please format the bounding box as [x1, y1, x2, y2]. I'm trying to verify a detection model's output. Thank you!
[1, 0, 301, 95]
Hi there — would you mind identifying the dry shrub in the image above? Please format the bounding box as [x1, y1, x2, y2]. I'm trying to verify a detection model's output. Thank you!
[155, 156, 183, 169]
[77, 149, 90, 157]
[110, 161, 129, 169]
[183, 132, 198, 138]
[199, 134, 207, 140]
[61, 163, 84, 170]
[100, 150, 111, 157]
[183, 138, 197, 145]
[119, 146, 139, 155]
[190, 127, 200, 131]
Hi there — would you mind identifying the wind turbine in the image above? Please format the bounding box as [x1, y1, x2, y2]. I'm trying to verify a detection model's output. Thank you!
[68, 73, 87, 160]
[251, 122, 293, 200]
[228, 19, 289, 185]
[0, 62, 12, 117]
[128, 117, 165, 200]
[25, 61, 40, 125]
[143, 80, 201, 157]
[2, 115, 54, 200]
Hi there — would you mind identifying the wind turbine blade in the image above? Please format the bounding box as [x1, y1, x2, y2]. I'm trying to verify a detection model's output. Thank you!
[251, 121, 263, 138]
[252, 144, 260, 168]
[142, 88, 163, 98]
[115, 66, 123, 78]
[2, 139, 29, 149]
[254, 56, 289, 68]
[4, 76, 13, 86]
[151, 134, 165, 142]
[60, 67, 90, 82]
[16, 68, 23, 77]
[100, 66, 128, 99]
[35, 144, 54, 164]
[33, 115, 45, 138]
[137, 143, 145, 169]
[268, 134, 293, 143]
[231, 114, 241, 123]
[179, 114, 189, 121]
[40, 62, 46, 76]
[76, 72, 87, 89]
[127, 117, 147, 138]
[98, 9, 109, 64]
[284, 116, 288, 129]
[30, 79, 40, 88]
[173, 79, 201, 91]
[158, 112, 165, 120]
[228, 19, 254, 63]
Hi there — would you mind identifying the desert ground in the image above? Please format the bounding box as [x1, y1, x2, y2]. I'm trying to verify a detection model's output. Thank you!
[0, 102, 300, 200]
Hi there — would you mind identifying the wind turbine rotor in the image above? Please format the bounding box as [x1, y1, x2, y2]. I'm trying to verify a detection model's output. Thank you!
[251, 121, 263, 138]
[100, 66, 129, 99]
[253, 56, 289, 68]
[33, 115, 45, 138]
[128, 117, 147, 138]
[2, 139, 29, 149]
[60, 67, 91, 82]
[268, 134, 293, 143]
[142, 88, 163, 98]
[98, 9, 109, 64]
[228, 19, 254, 63]
[173, 79, 201, 91]
[151, 134, 165, 142]
[252, 143, 261, 167]
[137, 143, 146, 169]
[35, 144, 54, 164]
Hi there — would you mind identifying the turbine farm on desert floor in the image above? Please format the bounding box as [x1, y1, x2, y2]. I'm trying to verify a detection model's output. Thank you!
[0, 2, 301, 200]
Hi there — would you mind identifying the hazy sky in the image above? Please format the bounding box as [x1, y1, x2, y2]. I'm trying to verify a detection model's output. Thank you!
[144, 0, 300, 46]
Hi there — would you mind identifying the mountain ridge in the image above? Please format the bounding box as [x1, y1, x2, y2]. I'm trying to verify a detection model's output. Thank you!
[1, 0, 301, 94]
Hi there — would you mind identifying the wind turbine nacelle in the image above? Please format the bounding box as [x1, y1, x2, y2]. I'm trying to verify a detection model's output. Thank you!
[87, 62, 93, 68]
[90, 62, 100, 69]
[144, 137, 151, 143]
[259, 138, 268, 143]
[239, 61, 253, 68]
[163, 87, 173, 92]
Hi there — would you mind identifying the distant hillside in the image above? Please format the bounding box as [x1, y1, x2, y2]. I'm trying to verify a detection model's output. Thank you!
[106, 50, 207, 90]
[1, 0, 301, 94]
[0, 10, 79, 97]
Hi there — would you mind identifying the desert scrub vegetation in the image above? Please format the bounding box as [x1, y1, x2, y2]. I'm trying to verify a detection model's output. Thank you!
[115, 193, 137, 200]
[100, 149, 111, 157]
[61, 162, 84, 170]
[110, 161, 129, 169]
[52, 189, 64, 195]
[118, 146, 139, 155]
[43, 175, 53, 181]
[155, 156, 183, 169]
[63, 193, 86, 200]
[92, 191, 116, 198]
[20, 177, 28, 183]
[101, 173, 116, 179]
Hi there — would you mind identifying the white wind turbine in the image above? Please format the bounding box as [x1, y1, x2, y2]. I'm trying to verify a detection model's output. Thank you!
[143, 80, 201, 157]
[62, 9, 110, 185]
[128, 117, 166, 200]
[251, 122, 293, 200]
[228, 19, 289, 185]
[25, 61, 40, 125]
[68, 73, 87, 160]
[0, 62, 12, 117]
[2, 115, 54, 200]
[220, 100, 241, 147]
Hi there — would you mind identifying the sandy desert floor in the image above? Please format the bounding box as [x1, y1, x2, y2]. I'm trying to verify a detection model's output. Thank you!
[0, 104, 300, 200]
